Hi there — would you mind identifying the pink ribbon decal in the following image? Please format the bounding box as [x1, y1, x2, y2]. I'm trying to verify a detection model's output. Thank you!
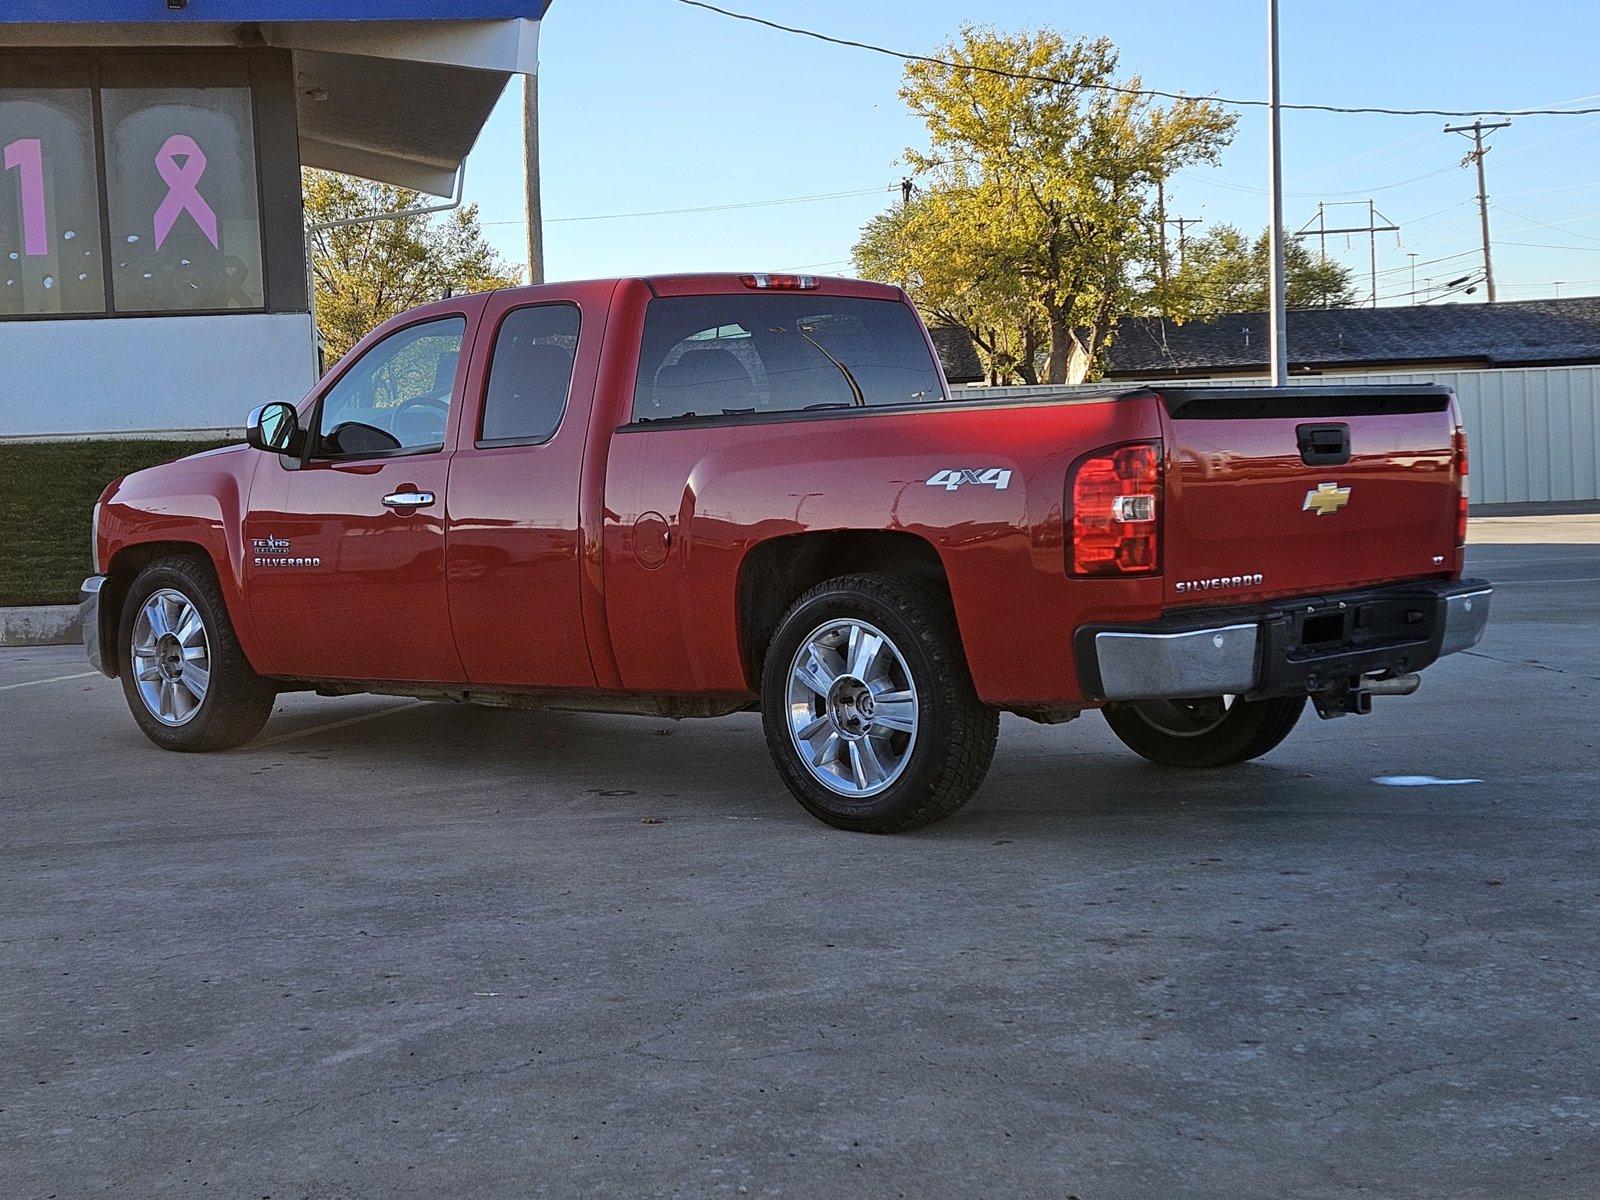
[152, 134, 218, 250]
[3, 138, 47, 256]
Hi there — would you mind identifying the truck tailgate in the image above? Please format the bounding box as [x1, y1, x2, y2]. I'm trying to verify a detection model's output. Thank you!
[1156, 385, 1461, 606]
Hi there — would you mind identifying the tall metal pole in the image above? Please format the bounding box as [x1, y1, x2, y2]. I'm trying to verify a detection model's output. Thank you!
[1266, 0, 1288, 384]
[523, 72, 545, 285]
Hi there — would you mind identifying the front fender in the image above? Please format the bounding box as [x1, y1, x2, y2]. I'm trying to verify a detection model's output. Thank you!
[97, 447, 265, 669]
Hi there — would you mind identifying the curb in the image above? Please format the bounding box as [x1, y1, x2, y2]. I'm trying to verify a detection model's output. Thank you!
[0, 605, 81, 647]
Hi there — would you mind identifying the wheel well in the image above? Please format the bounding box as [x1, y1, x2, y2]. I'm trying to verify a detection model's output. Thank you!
[737, 530, 950, 683]
[99, 541, 218, 677]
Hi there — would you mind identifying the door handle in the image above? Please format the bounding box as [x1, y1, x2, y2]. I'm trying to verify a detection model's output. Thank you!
[382, 490, 435, 509]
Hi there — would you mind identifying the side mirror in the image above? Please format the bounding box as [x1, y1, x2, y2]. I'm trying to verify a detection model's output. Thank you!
[246, 402, 303, 455]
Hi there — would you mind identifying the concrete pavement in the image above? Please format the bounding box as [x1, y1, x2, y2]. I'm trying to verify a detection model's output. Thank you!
[2, 527, 1597, 1199]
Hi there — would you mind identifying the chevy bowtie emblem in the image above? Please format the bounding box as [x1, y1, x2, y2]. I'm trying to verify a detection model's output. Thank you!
[1303, 482, 1352, 515]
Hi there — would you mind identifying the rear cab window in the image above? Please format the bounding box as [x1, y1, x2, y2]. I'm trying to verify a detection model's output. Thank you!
[478, 303, 581, 447]
[632, 294, 946, 422]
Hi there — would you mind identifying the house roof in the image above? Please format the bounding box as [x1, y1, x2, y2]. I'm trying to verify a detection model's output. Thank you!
[1104, 297, 1600, 377]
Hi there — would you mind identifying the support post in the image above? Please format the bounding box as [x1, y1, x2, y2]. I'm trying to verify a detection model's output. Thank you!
[523, 72, 545, 286]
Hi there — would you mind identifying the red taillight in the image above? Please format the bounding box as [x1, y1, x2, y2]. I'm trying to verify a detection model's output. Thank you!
[1069, 441, 1162, 576]
[739, 273, 817, 290]
[1454, 427, 1470, 546]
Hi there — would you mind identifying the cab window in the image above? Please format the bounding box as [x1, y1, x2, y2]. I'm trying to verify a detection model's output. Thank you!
[631, 295, 945, 422]
[314, 317, 465, 458]
[478, 304, 581, 446]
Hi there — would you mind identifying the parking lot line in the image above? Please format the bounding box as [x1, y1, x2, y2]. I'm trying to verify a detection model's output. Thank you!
[251, 700, 424, 748]
[1494, 576, 1600, 585]
[0, 670, 101, 692]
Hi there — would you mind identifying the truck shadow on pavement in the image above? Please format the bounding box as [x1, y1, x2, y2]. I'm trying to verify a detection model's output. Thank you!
[225, 698, 1358, 836]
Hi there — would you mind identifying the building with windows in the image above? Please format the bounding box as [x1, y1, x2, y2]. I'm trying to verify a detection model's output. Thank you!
[1, 1, 548, 438]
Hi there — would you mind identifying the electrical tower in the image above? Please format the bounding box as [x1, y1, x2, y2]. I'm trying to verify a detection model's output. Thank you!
[1445, 118, 1511, 303]
[1293, 200, 1399, 307]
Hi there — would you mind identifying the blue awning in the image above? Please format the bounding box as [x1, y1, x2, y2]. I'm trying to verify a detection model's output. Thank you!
[3, 1, 553, 21]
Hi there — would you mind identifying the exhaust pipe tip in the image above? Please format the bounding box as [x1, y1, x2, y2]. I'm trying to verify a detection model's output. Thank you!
[1364, 672, 1422, 697]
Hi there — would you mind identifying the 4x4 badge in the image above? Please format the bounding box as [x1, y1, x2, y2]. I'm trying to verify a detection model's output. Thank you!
[1303, 482, 1351, 515]
[926, 468, 1012, 492]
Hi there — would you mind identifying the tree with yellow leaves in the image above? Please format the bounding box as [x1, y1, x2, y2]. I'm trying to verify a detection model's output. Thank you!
[855, 27, 1234, 384]
[304, 169, 521, 364]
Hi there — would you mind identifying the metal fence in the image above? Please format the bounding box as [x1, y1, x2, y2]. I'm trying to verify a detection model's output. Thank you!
[966, 365, 1600, 505]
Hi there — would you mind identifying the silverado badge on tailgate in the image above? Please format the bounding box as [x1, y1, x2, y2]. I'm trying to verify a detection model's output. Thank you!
[1303, 482, 1352, 515]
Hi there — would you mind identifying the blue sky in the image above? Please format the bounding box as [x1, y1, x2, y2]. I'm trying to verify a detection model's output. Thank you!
[460, 0, 1600, 304]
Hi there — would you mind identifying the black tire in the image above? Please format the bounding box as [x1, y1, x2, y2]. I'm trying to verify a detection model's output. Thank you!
[760, 572, 999, 833]
[117, 554, 276, 752]
[1102, 694, 1305, 768]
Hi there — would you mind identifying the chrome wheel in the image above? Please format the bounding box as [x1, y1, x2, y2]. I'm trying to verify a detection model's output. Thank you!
[786, 617, 918, 797]
[1126, 695, 1237, 738]
[131, 588, 211, 727]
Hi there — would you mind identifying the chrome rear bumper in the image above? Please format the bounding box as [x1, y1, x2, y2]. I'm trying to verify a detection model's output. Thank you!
[1093, 623, 1259, 701]
[1079, 579, 1492, 703]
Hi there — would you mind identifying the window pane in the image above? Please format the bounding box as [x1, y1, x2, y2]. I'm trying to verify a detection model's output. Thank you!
[318, 318, 464, 458]
[480, 304, 581, 444]
[633, 294, 945, 421]
[101, 85, 263, 312]
[0, 88, 106, 316]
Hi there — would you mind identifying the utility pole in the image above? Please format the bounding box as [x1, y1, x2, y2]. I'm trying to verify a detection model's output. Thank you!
[1168, 215, 1202, 270]
[1156, 174, 1169, 293]
[1408, 252, 1419, 305]
[523, 72, 545, 285]
[1368, 200, 1378, 308]
[1445, 118, 1510, 303]
[901, 177, 914, 208]
[1266, 0, 1288, 385]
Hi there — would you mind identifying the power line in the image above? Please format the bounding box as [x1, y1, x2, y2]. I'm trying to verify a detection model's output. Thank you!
[1494, 204, 1600, 245]
[1368, 248, 1481, 278]
[1419, 274, 1486, 303]
[673, 0, 1600, 118]
[1501, 239, 1600, 252]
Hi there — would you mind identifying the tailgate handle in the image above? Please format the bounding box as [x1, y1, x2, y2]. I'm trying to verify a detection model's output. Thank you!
[1297, 422, 1351, 466]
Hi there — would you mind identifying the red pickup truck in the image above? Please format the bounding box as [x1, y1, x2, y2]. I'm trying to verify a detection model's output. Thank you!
[82, 273, 1491, 832]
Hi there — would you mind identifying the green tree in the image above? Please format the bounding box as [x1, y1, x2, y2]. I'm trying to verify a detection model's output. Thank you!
[854, 193, 1048, 384]
[855, 26, 1235, 384]
[304, 169, 521, 363]
[1165, 224, 1358, 316]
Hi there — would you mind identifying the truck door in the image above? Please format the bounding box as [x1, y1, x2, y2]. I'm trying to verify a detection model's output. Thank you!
[243, 312, 471, 683]
[443, 295, 598, 689]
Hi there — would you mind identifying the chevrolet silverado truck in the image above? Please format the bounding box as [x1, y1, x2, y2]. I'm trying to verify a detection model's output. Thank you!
[81, 273, 1492, 832]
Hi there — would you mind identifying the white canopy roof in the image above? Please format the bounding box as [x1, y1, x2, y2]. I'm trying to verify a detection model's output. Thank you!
[1, 14, 541, 195]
